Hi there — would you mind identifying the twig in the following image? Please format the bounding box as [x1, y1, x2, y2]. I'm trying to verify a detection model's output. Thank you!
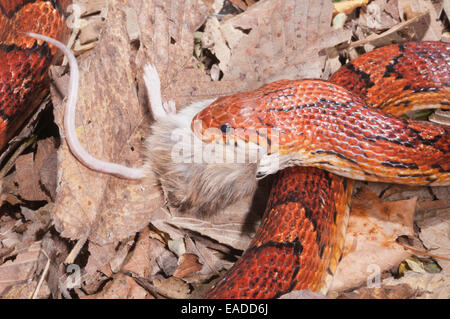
[65, 233, 89, 264]
[0, 134, 37, 178]
[31, 249, 50, 299]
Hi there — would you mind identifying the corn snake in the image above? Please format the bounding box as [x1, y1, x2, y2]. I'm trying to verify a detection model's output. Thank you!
[2, 1, 449, 300]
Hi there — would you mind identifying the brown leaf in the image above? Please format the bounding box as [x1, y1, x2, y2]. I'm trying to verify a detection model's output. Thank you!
[358, 0, 400, 32]
[150, 197, 259, 251]
[280, 290, 328, 299]
[204, 0, 352, 84]
[397, 0, 443, 40]
[84, 242, 115, 277]
[1, 281, 50, 299]
[382, 272, 450, 299]
[80, 271, 109, 296]
[184, 236, 231, 275]
[0, 242, 42, 295]
[431, 186, 450, 201]
[415, 200, 450, 220]
[329, 187, 416, 292]
[152, 276, 191, 299]
[417, 212, 450, 272]
[14, 153, 49, 202]
[173, 253, 203, 278]
[121, 228, 156, 278]
[229, 0, 250, 11]
[337, 284, 415, 299]
[8, 137, 57, 203]
[38, 231, 69, 299]
[83, 273, 150, 299]
[381, 184, 433, 202]
[35, 138, 58, 201]
[155, 249, 178, 277]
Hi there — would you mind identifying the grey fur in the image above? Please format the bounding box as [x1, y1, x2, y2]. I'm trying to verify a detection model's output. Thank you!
[145, 100, 259, 216]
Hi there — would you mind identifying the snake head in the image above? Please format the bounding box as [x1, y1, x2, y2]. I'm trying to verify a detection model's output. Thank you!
[191, 93, 275, 153]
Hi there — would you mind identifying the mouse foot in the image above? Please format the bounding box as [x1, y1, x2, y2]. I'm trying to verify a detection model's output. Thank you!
[143, 63, 167, 120]
[163, 100, 176, 115]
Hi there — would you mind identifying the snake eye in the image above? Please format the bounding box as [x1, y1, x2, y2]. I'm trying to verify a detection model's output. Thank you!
[220, 123, 232, 133]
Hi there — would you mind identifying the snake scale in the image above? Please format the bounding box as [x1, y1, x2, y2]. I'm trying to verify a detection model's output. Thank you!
[2, 0, 449, 299]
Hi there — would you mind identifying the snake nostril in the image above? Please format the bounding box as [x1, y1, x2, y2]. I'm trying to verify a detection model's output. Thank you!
[220, 123, 232, 133]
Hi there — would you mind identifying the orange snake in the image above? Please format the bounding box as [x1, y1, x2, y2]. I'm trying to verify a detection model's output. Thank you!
[2, 3, 448, 299]
[201, 42, 449, 298]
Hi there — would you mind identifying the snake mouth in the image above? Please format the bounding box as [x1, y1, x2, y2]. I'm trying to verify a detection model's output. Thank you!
[191, 119, 280, 156]
[190, 119, 274, 165]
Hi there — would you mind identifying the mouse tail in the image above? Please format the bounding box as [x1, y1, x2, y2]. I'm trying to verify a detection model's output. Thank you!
[26, 32, 147, 179]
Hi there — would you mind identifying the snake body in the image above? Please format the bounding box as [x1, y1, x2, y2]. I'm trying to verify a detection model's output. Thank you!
[204, 42, 449, 298]
[206, 167, 352, 298]
[0, 0, 70, 151]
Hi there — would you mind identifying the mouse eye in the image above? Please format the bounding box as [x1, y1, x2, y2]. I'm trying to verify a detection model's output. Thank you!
[220, 123, 232, 133]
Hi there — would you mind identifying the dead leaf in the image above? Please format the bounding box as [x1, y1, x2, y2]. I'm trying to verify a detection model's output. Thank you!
[83, 273, 150, 299]
[2, 137, 56, 204]
[173, 253, 203, 278]
[1, 281, 50, 299]
[397, 0, 443, 40]
[279, 289, 328, 299]
[184, 236, 231, 276]
[382, 271, 450, 299]
[150, 199, 259, 251]
[358, 0, 400, 32]
[229, 0, 253, 12]
[381, 185, 433, 202]
[415, 200, 450, 221]
[84, 242, 115, 277]
[154, 252, 177, 279]
[431, 186, 450, 201]
[204, 0, 352, 84]
[152, 276, 191, 299]
[14, 152, 49, 202]
[349, 13, 430, 49]
[109, 238, 135, 273]
[38, 232, 70, 299]
[36, 138, 58, 201]
[0, 242, 42, 294]
[80, 271, 109, 296]
[417, 212, 450, 272]
[121, 228, 156, 278]
[337, 284, 415, 299]
[329, 187, 416, 292]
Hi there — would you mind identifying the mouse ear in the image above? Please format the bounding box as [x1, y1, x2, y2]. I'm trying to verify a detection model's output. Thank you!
[26, 32, 147, 180]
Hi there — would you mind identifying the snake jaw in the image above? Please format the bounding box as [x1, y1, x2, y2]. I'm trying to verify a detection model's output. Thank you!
[256, 152, 282, 178]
